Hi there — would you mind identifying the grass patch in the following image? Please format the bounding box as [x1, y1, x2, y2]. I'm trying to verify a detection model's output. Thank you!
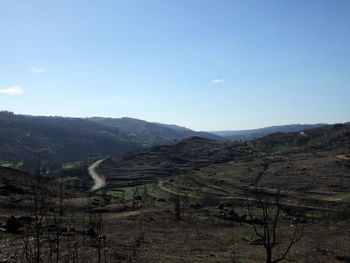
[0, 161, 23, 169]
[97, 183, 162, 200]
[158, 180, 199, 198]
[0, 163, 12, 168]
[62, 161, 81, 169]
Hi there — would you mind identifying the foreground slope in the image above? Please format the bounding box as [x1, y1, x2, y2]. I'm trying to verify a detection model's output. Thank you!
[1, 125, 350, 263]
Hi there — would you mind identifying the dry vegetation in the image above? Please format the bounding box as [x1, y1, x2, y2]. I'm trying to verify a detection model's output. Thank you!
[0, 124, 350, 262]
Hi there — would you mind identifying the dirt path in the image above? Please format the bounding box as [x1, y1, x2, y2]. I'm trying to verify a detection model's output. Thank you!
[88, 159, 105, 191]
[299, 131, 308, 137]
[336, 154, 350, 160]
[157, 180, 345, 213]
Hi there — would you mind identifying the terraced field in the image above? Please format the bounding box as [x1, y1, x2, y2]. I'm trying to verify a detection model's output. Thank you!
[1, 125, 350, 263]
[96, 124, 350, 211]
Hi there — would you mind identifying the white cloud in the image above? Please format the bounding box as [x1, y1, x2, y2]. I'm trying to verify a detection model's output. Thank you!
[28, 66, 46, 73]
[212, 78, 225, 84]
[0, 86, 24, 95]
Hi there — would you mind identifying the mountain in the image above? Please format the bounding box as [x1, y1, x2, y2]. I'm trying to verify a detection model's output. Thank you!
[152, 122, 190, 131]
[89, 117, 224, 146]
[0, 111, 139, 163]
[211, 123, 327, 141]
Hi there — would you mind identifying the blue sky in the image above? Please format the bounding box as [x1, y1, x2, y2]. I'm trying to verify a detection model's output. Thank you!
[1, 0, 350, 130]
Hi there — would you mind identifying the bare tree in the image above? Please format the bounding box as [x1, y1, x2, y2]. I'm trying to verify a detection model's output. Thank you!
[170, 194, 181, 220]
[30, 159, 49, 263]
[131, 185, 139, 208]
[246, 191, 302, 263]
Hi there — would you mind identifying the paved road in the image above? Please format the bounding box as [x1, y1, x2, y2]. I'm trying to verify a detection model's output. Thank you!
[88, 159, 105, 191]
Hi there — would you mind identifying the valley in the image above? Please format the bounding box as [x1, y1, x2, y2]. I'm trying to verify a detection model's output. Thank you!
[96, 124, 350, 207]
[2, 2, 349, 262]
[0, 118, 349, 263]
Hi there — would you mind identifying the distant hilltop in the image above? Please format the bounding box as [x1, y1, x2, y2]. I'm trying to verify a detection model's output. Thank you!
[1, 111, 348, 164]
[211, 123, 328, 141]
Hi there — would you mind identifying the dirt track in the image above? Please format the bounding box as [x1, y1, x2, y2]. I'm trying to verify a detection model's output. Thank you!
[88, 159, 105, 191]
[336, 154, 350, 160]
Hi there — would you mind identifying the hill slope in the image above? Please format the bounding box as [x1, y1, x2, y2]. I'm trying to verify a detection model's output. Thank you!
[212, 124, 326, 141]
[98, 124, 350, 207]
[89, 117, 224, 145]
[97, 137, 254, 187]
[0, 112, 139, 163]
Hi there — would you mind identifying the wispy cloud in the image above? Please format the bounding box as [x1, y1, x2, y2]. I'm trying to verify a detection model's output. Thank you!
[28, 66, 46, 73]
[212, 78, 225, 84]
[0, 86, 24, 95]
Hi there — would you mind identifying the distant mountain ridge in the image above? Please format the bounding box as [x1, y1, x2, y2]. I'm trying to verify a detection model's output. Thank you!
[152, 122, 190, 131]
[211, 124, 327, 141]
[1, 110, 346, 166]
[0, 111, 139, 163]
[0, 112, 223, 165]
[89, 117, 223, 145]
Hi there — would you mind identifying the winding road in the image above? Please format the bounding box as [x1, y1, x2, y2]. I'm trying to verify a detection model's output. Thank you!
[88, 159, 105, 192]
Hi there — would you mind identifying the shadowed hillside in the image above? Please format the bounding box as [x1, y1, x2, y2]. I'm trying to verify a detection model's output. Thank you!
[0, 111, 140, 163]
[97, 137, 255, 187]
[89, 117, 224, 146]
[98, 124, 350, 208]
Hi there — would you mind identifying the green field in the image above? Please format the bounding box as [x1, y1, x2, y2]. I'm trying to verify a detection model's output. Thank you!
[0, 161, 23, 169]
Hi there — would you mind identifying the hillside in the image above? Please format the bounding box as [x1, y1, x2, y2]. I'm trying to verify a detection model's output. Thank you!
[97, 137, 254, 187]
[212, 123, 326, 141]
[1, 124, 350, 263]
[0, 166, 79, 211]
[89, 117, 224, 146]
[0, 167, 33, 198]
[98, 123, 350, 208]
[0, 111, 140, 164]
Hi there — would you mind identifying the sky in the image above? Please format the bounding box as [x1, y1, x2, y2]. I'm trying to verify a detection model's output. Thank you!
[1, 0, 350, 131]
